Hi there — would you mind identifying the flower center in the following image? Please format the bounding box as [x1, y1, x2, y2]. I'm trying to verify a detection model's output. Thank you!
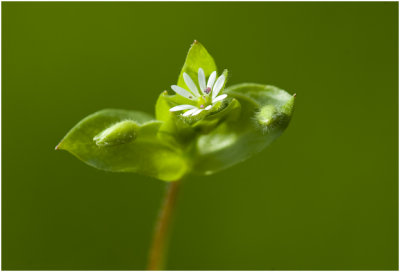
[196, 95, 212, 108]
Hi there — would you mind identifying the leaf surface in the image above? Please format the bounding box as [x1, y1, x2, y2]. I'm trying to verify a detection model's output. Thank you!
[190, 83, 295, 175]
[57, 109, 187, 181]
[177, 41, 217, 91]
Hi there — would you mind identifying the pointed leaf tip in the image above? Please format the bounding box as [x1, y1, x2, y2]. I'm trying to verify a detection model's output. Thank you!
[177, 41, 217, 90]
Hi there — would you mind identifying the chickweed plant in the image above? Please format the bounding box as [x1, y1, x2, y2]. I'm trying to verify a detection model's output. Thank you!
[56, 41, 295, 270]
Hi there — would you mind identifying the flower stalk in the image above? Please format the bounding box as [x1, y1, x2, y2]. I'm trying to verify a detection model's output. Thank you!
[147, 180, 181, 270]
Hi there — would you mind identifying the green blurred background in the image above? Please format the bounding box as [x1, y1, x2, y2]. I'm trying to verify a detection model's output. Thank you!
[2, 2, 398, 270]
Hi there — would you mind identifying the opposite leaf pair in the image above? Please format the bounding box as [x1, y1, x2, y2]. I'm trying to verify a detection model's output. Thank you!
[56, 41, 295, 182]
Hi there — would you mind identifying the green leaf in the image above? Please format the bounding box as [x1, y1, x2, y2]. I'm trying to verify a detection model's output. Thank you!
[177, 40, 217, 89]
[56, 109, 188, 181]
[189, 83, 295, 175]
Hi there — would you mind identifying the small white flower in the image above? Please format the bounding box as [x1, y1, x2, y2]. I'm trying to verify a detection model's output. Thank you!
[169, 68, 228, 116]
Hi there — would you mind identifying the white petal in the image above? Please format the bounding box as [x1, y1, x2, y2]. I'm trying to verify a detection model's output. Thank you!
[183, 73, 200, 97]
[191, 109, 204, 116]
[182, 108, 198, 117]
[212, 74, 226, 99]
[207, 71, 217, 88]
[198, 68, 206, 94]
[205, 105, 213, 110]
[171, 85, 195, 100]
[169, 104, 196, 112]
[212, 94, 228, 103]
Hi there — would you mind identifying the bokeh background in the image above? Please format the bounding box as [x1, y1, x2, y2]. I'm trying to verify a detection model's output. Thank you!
[2, 2, 398, 270]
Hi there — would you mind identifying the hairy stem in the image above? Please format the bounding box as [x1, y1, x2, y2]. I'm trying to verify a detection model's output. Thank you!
[147, 180, 181, 270]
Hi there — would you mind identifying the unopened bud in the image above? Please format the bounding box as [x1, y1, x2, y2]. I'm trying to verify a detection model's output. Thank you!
[256, 105, 277, 127]
[94, 120, 139, 146]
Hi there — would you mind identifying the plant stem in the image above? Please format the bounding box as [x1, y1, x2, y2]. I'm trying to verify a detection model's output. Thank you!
[147, 180, 181, 270]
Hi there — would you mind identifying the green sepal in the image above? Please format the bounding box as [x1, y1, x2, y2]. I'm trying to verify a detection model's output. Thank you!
[191, 97, 241, 133]
[155, 92, 195, 146]
[56, 109, 188, 181]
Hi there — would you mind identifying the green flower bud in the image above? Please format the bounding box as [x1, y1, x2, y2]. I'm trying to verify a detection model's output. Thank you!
[256, 105, 277, 127]
[94, 120, 139, 147]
